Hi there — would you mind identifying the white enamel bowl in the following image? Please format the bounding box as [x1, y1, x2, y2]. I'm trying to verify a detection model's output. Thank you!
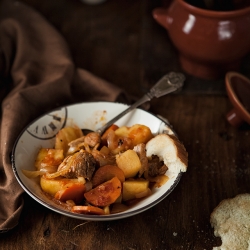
[12, 102, 182, 221]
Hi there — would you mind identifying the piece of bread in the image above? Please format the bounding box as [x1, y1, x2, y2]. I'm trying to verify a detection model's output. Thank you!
[210, 193, 250, 250]
[145, 134, 188, 173]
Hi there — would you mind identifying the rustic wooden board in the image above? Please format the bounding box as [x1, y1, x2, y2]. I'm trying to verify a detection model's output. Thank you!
[1, 0, 250, 249]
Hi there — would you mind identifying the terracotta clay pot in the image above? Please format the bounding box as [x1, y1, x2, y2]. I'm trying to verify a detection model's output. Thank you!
[225, 71, 250, 127]
[153, 0, 250, 79]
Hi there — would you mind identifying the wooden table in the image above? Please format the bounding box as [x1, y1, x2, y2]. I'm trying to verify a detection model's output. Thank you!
[1, 0, 250, 249]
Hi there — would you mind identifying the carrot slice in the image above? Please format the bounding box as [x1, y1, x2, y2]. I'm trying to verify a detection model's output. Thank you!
[54, 183, 86, 203]
[101, 124, 119, 145]
[92, 165, 125, 187]
[71, 206, 105, 215]
[84, 176, 122, 207]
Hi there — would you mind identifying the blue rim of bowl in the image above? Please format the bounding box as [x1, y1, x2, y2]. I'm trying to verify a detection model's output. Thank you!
[11, 101, 183, 221]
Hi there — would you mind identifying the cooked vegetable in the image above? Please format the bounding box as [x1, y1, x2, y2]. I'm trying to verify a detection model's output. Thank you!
[40, 175, 85, 197]
[122, 179, 149, 201]
[106, 130, 132, 154]
[128, 124, 153, 147]
[103, 205, 110, 215]
[116, 149, 141, 178]
[35, 148, 64, 172]
[135, 188, 151, 199]
[91, 165, 125, 187]
[114, 124, 153, 147]
[101, 124, 119, 145]
[55, 126, 83, 155]
[67, 136, 85, 155]
[21, 169, 47, 178]
[54, 182, 86, 203]
[84, 177, 122, 207]
[114, 126, 129, 137]
[104, 124, 153, 154]
[71, 205, 105, 215]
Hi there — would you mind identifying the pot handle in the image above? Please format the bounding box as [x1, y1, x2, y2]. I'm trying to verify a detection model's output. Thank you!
[152, 7, 170, 30]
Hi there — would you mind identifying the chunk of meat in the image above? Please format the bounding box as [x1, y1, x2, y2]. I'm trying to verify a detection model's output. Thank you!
[91, 149, 116, 167]
[58, 151, 97, 180]
[133, 143, 148, 178]
[146, 134, 188, 173]
[67, 132, 101, 155]
[148, 155, 168, 177]
[84, 132, 101, 148]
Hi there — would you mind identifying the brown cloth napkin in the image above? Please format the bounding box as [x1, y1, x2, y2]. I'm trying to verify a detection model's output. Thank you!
[0, 0, 130, 232]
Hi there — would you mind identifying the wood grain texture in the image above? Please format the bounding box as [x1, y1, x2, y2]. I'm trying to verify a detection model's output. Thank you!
[1, 0, 250, 249]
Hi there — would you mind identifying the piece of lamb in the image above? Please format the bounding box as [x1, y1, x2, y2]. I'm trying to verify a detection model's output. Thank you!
[148, 155, 168, 177]
[58, 151, 97, 180]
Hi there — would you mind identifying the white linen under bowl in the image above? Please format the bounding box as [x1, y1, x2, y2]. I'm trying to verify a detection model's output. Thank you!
[11, 102, 182, 221]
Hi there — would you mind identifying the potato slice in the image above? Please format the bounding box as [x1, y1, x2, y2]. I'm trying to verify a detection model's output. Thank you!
[115, 124, 153, 148]
[116, 149, 141, 178]
[122, 179, 149, 201]
[35, 148, 64, 172]
[128, 124, 153, 147]
[55, 126, 83, 155]
[40, 175, 85, 196]
[114, 126, 129, 137]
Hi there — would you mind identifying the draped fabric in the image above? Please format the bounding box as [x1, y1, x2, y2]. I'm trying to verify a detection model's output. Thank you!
[0, 0, 129, 232]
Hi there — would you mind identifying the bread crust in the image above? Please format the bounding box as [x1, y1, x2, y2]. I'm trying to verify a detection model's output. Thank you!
[145, 134, 188, 173]
[210, 193, 250, 250]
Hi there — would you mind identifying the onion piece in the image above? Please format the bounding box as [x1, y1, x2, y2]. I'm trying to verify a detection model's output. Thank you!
[103, 206, 110, 215]
[67, 136, 85, 155]
[45, 155, 74, 179]
[21, 169, 47, 178]
[135, 188, 152, 199]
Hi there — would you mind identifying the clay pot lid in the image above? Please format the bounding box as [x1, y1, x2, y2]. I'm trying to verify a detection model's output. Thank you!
[225, 71, 250, 127]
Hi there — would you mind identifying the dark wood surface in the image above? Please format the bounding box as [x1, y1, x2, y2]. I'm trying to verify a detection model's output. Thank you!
[1, 0, 250, 249]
